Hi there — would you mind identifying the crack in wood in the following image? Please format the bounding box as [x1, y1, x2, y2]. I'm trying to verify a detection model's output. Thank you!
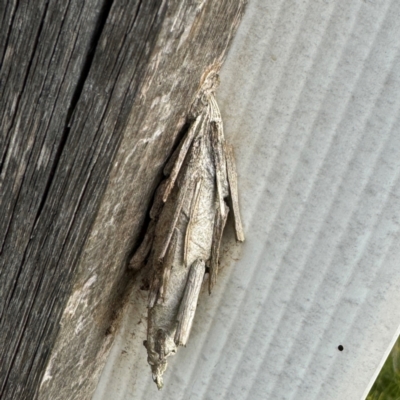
[0, 0, 19, 77]
[34, 0, 115, 230]
[0, 2, 50, 254]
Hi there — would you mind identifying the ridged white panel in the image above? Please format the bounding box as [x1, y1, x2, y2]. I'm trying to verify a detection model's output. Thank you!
[93, 0, 400, 399]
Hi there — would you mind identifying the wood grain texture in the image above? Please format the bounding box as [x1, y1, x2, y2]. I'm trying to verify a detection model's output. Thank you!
[0, 1, 247, 399]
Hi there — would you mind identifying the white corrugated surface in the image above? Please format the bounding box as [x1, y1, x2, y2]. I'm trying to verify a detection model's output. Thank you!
[93, 0, 400, 399]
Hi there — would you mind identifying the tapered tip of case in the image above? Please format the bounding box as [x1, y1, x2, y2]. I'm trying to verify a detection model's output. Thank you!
[154, 375, 163, 390]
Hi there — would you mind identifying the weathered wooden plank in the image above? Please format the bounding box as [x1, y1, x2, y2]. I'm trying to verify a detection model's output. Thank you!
[0, 1, 114, 398]
[0, 1, 246, 399]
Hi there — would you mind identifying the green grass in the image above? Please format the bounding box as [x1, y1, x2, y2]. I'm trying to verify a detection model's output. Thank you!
[367, 337, 400, 400]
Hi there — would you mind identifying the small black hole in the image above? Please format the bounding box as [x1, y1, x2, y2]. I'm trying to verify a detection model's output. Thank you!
[338, 345, 344, 351]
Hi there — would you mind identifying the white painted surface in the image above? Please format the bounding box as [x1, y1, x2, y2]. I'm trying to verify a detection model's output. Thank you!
[93, 0, 400, 399]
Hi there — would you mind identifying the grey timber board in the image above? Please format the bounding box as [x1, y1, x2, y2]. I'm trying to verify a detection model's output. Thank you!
[0, 1, 246, 399]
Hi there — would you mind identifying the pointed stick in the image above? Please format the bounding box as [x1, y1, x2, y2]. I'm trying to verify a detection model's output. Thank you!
[209, 96, 229, 217]
[184, 178, 203, 267]
[158, 228, 178, 303]
[162, 115, 201, 202]
[157, 176, 190, 261]
[148, 271, 160, 308]
[225, 143, 245, 242]
[174, 259, 206, 346]
[209, 203, 229, 293]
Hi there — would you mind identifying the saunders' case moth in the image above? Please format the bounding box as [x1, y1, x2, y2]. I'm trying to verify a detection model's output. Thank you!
[129, 73, 244, 389]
